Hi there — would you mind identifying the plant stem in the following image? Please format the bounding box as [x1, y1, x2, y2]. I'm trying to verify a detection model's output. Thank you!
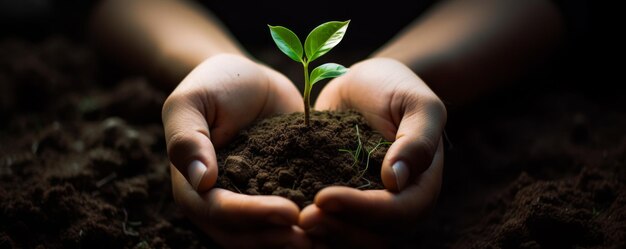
[303, 61, 310, 126]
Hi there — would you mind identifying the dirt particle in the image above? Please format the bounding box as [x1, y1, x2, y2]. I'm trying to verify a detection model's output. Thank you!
[256, 172, 269, 185]
[278, 169, 296, 187]
[272, 188, 306, 207]
[262, 181, 278, 193]
[224, 155, 252, 185]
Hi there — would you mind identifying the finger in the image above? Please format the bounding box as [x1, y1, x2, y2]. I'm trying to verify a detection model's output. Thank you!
[172, 165, 309, 248]
[207, 189, 301, 229]
[381, 100, 446, 192]
[171, 165, 300, 230]
[163, 90, 217, 192]
[300, 205, 388, 249]
[312, 141, 444, 227]
[299, 204, 323, 231]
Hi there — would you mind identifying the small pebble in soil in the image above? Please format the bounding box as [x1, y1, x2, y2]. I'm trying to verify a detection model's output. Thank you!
[224, 155, 252, 186]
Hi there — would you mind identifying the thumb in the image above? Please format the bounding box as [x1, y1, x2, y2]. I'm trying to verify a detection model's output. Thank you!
[162, 93, 218, 193]
[381, 101, 446, 192]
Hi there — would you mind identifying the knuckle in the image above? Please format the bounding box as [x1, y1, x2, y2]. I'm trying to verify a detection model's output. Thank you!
[416, 136, 438, 159]
[161, 93, 184, 121]
[166, 130, 193, 160]
[428, 97, 447, 123]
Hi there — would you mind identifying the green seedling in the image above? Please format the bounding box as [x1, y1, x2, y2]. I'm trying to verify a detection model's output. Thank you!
[339, 125, 391, 188]
[268, 20, 350, 126]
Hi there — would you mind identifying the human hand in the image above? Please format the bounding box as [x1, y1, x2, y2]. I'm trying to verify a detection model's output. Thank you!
[300, 58, 447, 248]
[162, 54, 310, 248]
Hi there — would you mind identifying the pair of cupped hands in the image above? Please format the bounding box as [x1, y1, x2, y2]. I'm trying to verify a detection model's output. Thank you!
[162, 54, 447, 249]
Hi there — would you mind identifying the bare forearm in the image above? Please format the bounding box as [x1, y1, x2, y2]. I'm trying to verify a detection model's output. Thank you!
[89, 0, 246, 88]
[373, 0, 563, 104]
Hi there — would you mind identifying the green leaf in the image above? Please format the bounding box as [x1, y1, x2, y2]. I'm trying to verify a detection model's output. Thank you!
[304, 20, 350, 63]
[268, 25, 303, 62]
[310, 63, 348, 85]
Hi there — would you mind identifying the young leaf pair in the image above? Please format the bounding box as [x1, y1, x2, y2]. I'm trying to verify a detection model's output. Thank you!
[268, 20, 350, 126]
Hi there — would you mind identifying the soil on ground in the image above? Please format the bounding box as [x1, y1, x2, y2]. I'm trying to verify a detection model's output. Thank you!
[0, 37, 624, 248]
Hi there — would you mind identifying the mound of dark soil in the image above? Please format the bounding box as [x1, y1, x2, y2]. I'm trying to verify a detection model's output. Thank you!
[216, 111, 387, 208]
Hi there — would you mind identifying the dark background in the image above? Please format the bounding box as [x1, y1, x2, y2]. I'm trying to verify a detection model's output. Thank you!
[0, 0, 613, 101]
[0, 1, 620, 143]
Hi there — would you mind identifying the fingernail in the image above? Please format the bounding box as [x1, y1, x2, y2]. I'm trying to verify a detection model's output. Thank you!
[392, 161, 409, 190]
[188, 160, 207, 191]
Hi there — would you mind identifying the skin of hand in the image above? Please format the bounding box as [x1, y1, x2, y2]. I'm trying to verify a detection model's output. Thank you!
[299, 58, 447, 248]
[162, 53, 311, 249]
